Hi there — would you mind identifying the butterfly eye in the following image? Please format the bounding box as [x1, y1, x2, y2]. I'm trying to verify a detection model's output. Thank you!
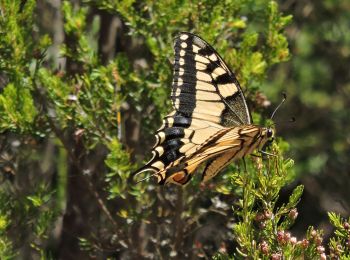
[267, 129, 274, 138]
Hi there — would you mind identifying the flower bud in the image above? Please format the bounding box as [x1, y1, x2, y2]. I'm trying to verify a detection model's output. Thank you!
[311, 230, 317, 238]
[301, 239, 309, 248]
[284, 232, 291, 242]
[260, 241, 269, 255]
[255, 212, 265, 222]
[346, 237, 350, 248]
[259, 221, 266, 229]
[315, 236, 323, 246]
[317, 246, 325, 254]
[219, 242, 227, 254]
[264, 210, 272, 219]
[277, 230, 285, 243]
[288, 208, 298, 220]
[290, 237, 297, 245]
[271, 253, 282, 260]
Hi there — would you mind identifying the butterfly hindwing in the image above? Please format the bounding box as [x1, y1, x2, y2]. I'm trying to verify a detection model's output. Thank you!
[156, 125, 265, 184]
[202, 152, 237, 183]
[201, 125, 266, 182]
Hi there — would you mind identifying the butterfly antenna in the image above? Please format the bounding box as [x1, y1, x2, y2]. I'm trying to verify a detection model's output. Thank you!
[270, 93, 287, 120]
[135, 172, 158, 183]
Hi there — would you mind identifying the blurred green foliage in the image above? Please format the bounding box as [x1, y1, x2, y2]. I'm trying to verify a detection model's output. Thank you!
[0, 0, 348, 259]
[264, 1, 350, 179]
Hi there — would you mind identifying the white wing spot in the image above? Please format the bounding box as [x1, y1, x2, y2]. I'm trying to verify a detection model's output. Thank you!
[180, 50, 185, 56]
[180, 34, 189, 40]
[181, 42, 187, 48]
[166, 117, 175, 127]
[193, 45, 200, 53]
[179, 58, 185, 65]
[209, 53, 218, 61]
[155, 146, 165, 156]
[158, 132, 166, 143]
[179, 67, 184, 75]
[152, 161, 165, 170]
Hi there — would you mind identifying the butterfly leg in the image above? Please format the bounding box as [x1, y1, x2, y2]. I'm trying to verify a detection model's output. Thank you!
[258, 150, 277, 157]
[242, 157, 248, 173]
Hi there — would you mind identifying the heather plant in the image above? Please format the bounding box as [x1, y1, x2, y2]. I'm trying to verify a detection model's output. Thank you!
[0, 0, 348, 259]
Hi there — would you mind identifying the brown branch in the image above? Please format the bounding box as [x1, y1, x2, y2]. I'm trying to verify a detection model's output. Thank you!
[174, 186, 184, 258]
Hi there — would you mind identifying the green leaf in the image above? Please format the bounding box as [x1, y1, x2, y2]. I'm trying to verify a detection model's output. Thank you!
[0, 83, 37, 132]
[285, 185, 304, 209]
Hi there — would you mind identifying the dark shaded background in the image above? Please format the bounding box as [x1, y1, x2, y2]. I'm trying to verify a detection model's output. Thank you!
[271, 0, 350, 239]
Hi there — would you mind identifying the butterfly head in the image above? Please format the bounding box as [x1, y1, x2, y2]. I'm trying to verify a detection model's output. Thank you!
[259, 127, 275, 151]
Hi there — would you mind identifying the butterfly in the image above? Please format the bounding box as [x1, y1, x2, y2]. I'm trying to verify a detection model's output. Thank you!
[134, 32, 274, 185]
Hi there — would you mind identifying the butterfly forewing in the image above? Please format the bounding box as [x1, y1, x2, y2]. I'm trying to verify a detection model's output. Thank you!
[134, 32, 267, 185]
[171, 33, 251, 126]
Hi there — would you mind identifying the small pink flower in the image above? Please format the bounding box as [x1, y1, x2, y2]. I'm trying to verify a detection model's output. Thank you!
[219, 242, 227, 254]
[315, 236, 323, 246]
[259, 221, 266, 229]
[260, 241, 269, 255]
[317, 246, 325, 254]
[277, 230, 285, 242]
[255, 212, 265, 222]
[310, 230, 317, 238]
[346, 237, 350, 248]
[301, 239, 309, 248]
[283, 232, 291, 243]
[264, 210, 272, 219]
[271, 253, 282, 260]
[289, 208, 298, 220]
[290, 237, 297, 245]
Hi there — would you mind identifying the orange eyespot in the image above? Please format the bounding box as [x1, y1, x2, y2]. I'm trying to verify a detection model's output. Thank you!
[172, 172, 187, 184]
[172, 172, 184, 181]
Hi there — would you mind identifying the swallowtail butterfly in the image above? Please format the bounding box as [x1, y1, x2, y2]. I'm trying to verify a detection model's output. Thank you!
[134, 32, 274, 185]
